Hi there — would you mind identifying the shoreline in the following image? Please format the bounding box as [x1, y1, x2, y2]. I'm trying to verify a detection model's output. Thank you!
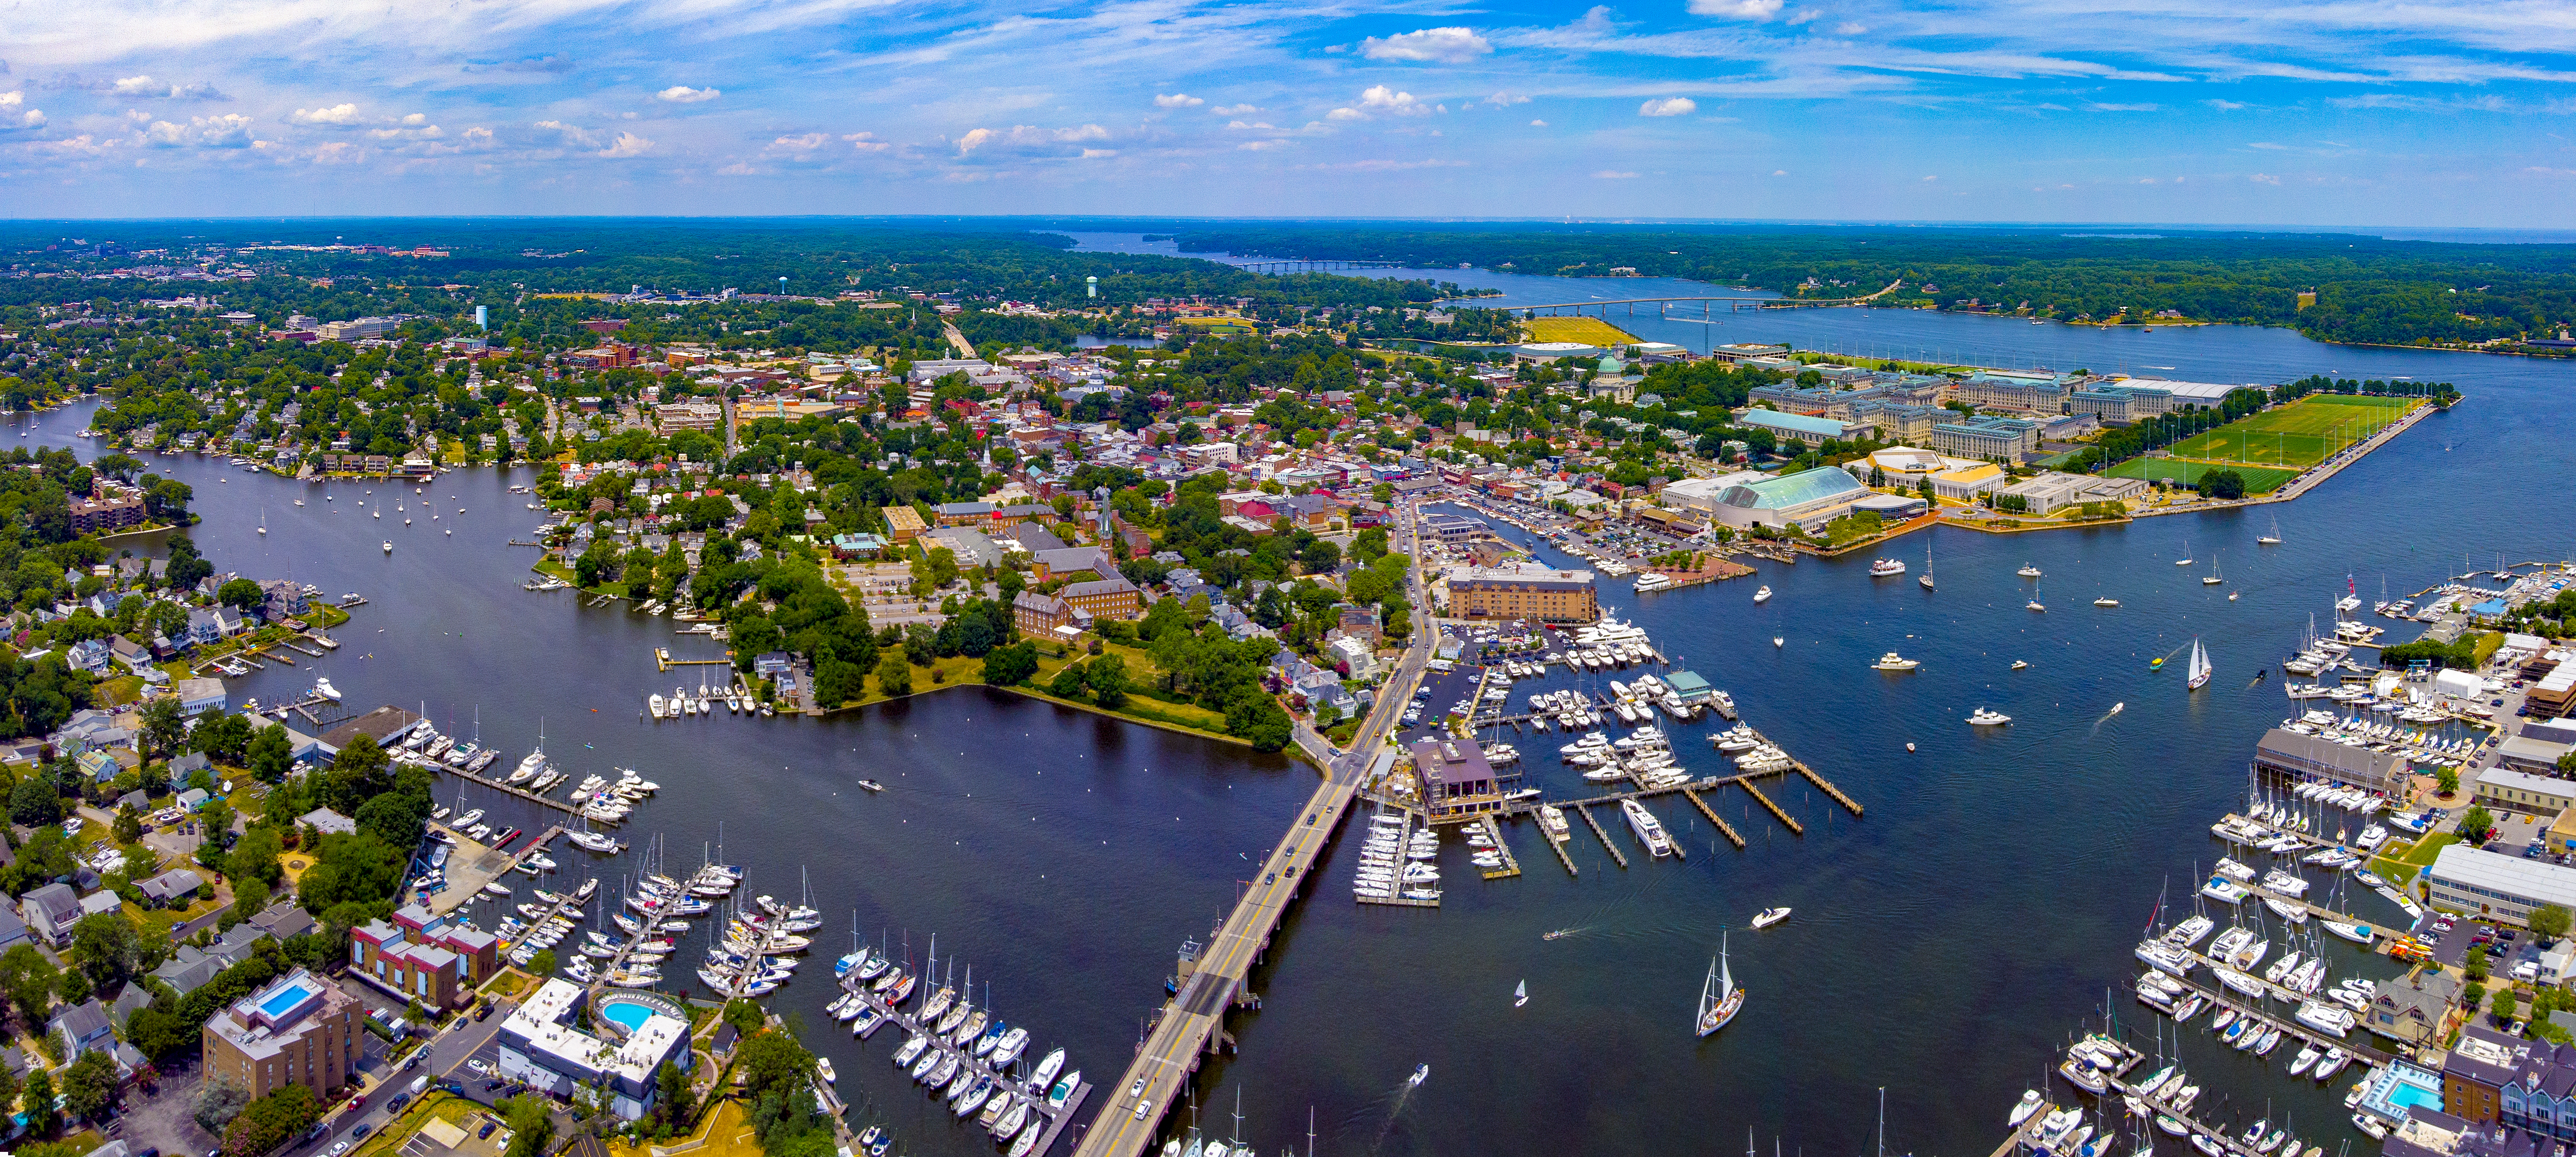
[814, 680, 1262, 750]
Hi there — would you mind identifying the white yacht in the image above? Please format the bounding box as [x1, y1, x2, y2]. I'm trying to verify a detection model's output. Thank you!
[2094, 596, 2119, 607]
[1633, 573, 1674, 593]
[1966, 707, 2012, 726]
[1873, 652, 1919, 671]
[1620, 798, 1672, 858]
[314, 677, 341, 701]
[1868, 558, 1907, 577]
[2017, 563, 2042, 578]
[1753, 585, 1772, 604]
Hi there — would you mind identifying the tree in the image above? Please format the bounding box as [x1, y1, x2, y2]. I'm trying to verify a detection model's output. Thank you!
[0, 942, 60, 1027]
[529, 948, 557, 975]
[2197, 468, 2247, 500]
[2461, 805, 2499, 844]
[72, 911, 154, 987]
[194, 711, 255, 765]
[216, 578, 267, 614]
[501, 1094, 556, 1157]
[21, 1065, 56, 1136]
[2467, 944, 2492, 982]
[228, 876, 271, 926]
[113, 802, 144, 845]
[140, 695, 187, 761]
[656, 1059, 697, 1130]
[980, 642, 1039, 687]
[193, 1076, 252, 1133]
[1084, 653, 1130, 710]
[2437, 766, 2461, 796]
[10, 775, 62, 827]
[247, 722, 295, 782]
[1048, 662, 1089, 700]
[2494, 985, 2521, 1022]
[875, 649, 913, 697]
[223, 1085, 317, 1157]
[2534, 904, 2573, 944]
[60, 1048, 117, 1120]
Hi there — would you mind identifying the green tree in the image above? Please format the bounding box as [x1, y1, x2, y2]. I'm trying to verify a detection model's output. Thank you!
[501, 1094, 556, 1157]
[228, 876, 271, 926]
[72, 911, 154, 987]
[193, 711, 255, 765]
[2534, 903, 2573, 944]
[875, 649, 913, 698]
[216, 578, 267, 614]
[2468, 944, 2492, 982]
[656, 1060, 696, 1130]
[10, 776, 62, 827]
[529, 948, 557, 975]
[113, 802, 144, 845]
[980, 642, 1039, 687]
[247, 723, 295, 782]
[139, 695, 187, 761]
[60, 1049, 116, 1120]
[2438, 766, 2461, 796]
[2461, 805, 2499, 844]
[0, 943, 59, 1029]
[222, 1084, 317, 1157]
[1084, 653, 1130, 710]
[21, 1065, 56, 1136]
[1047, 662, 1088, 700]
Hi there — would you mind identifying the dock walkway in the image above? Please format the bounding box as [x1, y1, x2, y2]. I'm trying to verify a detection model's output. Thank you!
[835, 970, 1090, 1155]
[1574, 803, 1627, 868]
[1476, 815, 1521, 879]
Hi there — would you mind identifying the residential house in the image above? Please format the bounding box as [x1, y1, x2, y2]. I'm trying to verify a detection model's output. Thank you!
[2371, 969, 2461, 1049]
[50, 1000, 115, 1060]
[20, 882, 83, 947]
[137, 867, 207, 907]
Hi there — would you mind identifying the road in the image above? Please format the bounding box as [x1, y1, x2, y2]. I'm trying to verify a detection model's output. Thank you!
[1071, 503, 1435, 1157]
[311, 994, 516, 1151]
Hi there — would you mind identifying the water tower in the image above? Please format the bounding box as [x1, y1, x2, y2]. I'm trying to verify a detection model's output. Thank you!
[1086, 276, 1098, 299]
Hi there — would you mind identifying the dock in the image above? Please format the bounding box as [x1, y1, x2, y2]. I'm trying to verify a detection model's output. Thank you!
[1798, 764, 1863, 816]
[1681, 788, 1744, 849]
[1739, 780, 1802, 835]
[835, 969, 1090, 1156]
[1539, 820, 1579, 876]
[1574, 803, 1628, 868]
[2155, 956, 2391, 1069]
[408, 754, 584, 817]
[1356, 808, 1440, 907]
[1475, 815, 1520, 879]
[655, 647, 733, 672]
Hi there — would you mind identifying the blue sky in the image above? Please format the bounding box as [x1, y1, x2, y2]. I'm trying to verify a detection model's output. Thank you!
[4, 0, 2574, 225]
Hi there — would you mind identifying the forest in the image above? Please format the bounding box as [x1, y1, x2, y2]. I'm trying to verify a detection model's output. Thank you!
[1153, 224, 2576, 347]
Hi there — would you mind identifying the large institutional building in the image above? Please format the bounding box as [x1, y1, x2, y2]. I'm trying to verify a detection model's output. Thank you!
[1446, 565, 1598, 623]
[202, 968, 362, 1101]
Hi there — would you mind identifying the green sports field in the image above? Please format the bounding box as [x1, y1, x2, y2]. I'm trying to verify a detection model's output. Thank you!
[2162, 394, 2415, 469]
[2102, 457, 2302, 493]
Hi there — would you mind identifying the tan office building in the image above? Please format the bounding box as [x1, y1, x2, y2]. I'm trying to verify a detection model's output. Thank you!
[1447, 565, 1598, 623]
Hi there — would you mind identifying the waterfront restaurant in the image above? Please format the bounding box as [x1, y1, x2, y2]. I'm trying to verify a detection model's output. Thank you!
[2428, 844, 2576, 927]
[1410, 737, 1505, 825]
[2251, 728, 2413, 794]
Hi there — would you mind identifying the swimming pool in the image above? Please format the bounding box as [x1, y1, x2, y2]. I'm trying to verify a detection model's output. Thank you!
[599, 1000, 653, 1033]
[259, 981, 318, 1020]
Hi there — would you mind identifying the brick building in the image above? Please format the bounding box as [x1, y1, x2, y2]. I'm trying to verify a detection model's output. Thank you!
[349, 903, 501, 1009]
[202, 968, 360, 1100]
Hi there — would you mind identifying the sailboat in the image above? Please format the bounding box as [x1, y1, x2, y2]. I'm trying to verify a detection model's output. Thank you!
[2204, 554, 2224, 586]
[2176, 538, 2193, 565]
[2027, 581, 2046, 613]
[257, 507, 267, 536]
[1514, 980, 1527, 1008]
[2186, 638, 2212, 691]
[1696, 932, 1744, 1036]
[1919, 543, 1935, 591]
[2258, 517, 2282, 546]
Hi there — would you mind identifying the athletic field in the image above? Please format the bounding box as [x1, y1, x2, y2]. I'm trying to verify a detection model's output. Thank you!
[2102, 457, 2302, 494]
[2162, 395, 2415, 469]
[1524, 316, 1640, 347]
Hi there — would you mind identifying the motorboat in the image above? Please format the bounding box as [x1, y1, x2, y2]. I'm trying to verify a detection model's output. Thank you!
[1966, 708, 2011, 726]
[1751, 907, 1791, 929]
[1873, 652, 1919, 671]
[1753, 585, 1773, 604]
[2017, 564, 2042, 578]
[1868, 558, 1907, 577]
[1621, 799, 1672, 858]
[2095, 596, 2119, 607]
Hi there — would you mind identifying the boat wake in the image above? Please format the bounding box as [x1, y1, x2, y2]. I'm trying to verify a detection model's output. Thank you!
[1541, 926, 1583, 941]
[2090, 702, 2125, 734]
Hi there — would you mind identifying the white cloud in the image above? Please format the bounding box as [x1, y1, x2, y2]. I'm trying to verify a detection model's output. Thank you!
[1213, 104, 1260, 115]
[1592, 169, 1640, 178]
[1485, 92, 1531, 106]
[599, 130, 654, 156]
[463, 126, 494, 144]
[1529, 119, 1548, 127]
[1834, 22, 1868, 35]
[1688, 0, 1784, 18]
[1327, 107, 1365, 121]
[2086, 102, 2159, 111]
[2207, 99, 2250, 111]
[0, 95, 44, 131]
[1154, 93, 1204, 108]
[656, 86, 720, 103]
[292, 104, 363, 125]
[112, 75, 163, 95]
[1360, 27, 1493, 63]
[2251, 172, 2282, 184]
[143, 113, 256, 148]
[534, 120, 600, 148]
[844, 132, 890, 152]
[1639, 97, 1698, 116]
[956, 123, 1110, 155]
[1921, 174, 1938, 181]
[1357, 85, 1432, 116]
[2248, 141, 2287, 149]
[766, 132, 830, 154]
[1239, 139, 1292, 150]
[1773, 169, 1787, 175]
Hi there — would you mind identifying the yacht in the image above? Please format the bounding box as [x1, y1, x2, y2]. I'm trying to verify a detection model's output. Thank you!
[382, 540, 392, 553]
[1966, 708, 2012, 726]
[1620, 798, 1672, 858]
[1751, 907, 1791, 929]
[2094, 596, 2119, 607]
[1633, 573, 1674, 593]
[2186, 638, 2212, 691]
[2017, 563, 2042, 578]
[1868, 557, 1907, 577]
[1695, 934, 1744, 1036]
[2010, 660, 2029, 670]
[2259, 517, 2282, 546]
[314, 677, 341, 701]
[2205, 553, 2227, 584]
[1873, 652, 1919, 672]
[1753, 585, 1772, 604]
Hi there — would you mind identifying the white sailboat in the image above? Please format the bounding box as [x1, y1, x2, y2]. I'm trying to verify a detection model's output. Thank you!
[2176, 538, 2193, 565]
[1514, 980, 1527, 1008]
[2186, 638, 2212, 691]
[2258, 517, 2282, 546]
[1696, 933, 1744, 1036]
[2204, 554, 2224, 585]
[1919, 543, 1935, 591]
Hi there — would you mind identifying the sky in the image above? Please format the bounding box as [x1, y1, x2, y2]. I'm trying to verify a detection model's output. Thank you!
[4, 0, 2576, 225]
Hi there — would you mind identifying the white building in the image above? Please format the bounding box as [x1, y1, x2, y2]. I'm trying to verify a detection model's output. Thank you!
[2428, 844, 2576, 927]
[495, 980, 692, 1120]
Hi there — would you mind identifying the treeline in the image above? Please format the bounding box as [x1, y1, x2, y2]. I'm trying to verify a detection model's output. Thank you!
[2063, 388, 2269, 473]
[1157, 225, 2576, 347]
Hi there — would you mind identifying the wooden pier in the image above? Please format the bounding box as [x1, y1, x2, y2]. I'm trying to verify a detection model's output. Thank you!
[1574, 803, 1628, 868]
[1356, 809, 1439, 907]
[1475, 815, 1521, 880]
[1738, 780, 1801, 835]
[414, 755, 583, 817]
[2155, 958, 2391, 1069]
[1681, 788, 1744, 849]
[655, 647, 733, 672]
[1539, 822, 1579, 876]
[1798, 763, 1863, 816]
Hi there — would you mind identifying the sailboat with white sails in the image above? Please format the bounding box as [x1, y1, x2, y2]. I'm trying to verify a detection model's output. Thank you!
[1696, 932, 1744, 1036]
[2186, 638, 2212, 691]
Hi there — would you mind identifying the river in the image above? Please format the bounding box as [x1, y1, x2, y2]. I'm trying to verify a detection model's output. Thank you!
[14, 260, 2574, 1157]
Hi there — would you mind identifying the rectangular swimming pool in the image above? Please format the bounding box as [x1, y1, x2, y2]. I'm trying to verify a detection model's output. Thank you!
[260, 982, 317, 1020]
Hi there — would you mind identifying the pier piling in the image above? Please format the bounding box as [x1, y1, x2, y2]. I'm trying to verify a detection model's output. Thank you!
[1574, 804, 1628, 868]
[1682, 788, 1745, 848]
[1739, 780, 1802, 835]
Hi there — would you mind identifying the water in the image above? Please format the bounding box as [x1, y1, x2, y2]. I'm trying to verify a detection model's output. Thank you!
[17, 271, 2572, 1157]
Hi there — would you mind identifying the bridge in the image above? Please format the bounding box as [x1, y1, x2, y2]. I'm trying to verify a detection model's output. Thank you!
[1223, 258, 1415, 275]
[1070, 508, 1436, 1157]
[1511, 278, 1909, 320]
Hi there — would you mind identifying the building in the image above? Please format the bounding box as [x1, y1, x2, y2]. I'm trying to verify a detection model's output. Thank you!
[1928, 415, 2043, 462]
[2069, 383, 2177, 425]
[136, 868, 206, 907]
[1930, 462, 2006, 503]
[202, 968, 361, 1100]
[1991, 471, 2140, 515]
[496, 979, 693, 1120]
[1737, 408, 1868, 447]
[1951, 370, 2075, 414]
[299, 807, 359, 836]
[68, 493, 148, 534]
[1013, 591, 1073, 636]
[2253, 727, 2413, 794]
[1059, 575, 1143, 621]
[1446, 565, 1599, 624]
[1698, 466, 1873, 534]
[2430, 843, 2576, 927]
[318, 705, 424, 751]
[1411, 737, 1505, 825]
[880, 506, 927, 543]
[349, 904, 503, 1009]
[315, 317, 399, 342]
[2370, 968, 2461, 1049]
[50, 999, 114, 1059]
[173, 678, 227, 715]
[2477, 766, 2576, 817]
[19, 882, 83, 947]
[2498, 735, 2576, 776]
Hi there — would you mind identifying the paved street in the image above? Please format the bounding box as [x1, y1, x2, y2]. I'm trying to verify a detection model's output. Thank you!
[313, 992, 517, 1150]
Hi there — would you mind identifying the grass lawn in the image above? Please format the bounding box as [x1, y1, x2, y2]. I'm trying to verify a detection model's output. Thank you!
[813, 644, 1245, 743]
[1524, 316, 1640, 346]
[2372, 831, 2460, 883]
[2164, 395, 2418, 469]
[607, 1099, 759, 1157]
[480, 968, 537, 999]
[2102, 456, 2302, 493]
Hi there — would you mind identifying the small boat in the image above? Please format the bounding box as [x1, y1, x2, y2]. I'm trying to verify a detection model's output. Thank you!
[1967, 708, 2011, 726]
[817, 1058, 837, 1083]
[2094, 596, 2119, 607]
[857, 779, 884, 793]
[1514, 980, 1527, 1008]
[1751, 907, 1791, 929]
[1873, 652, 1919, 672]
[1772, 636, 1784, 648]
[382, 541, 392, 553]
[1407, 1064, 1430, 1088]
[1753, 586, 1773, 604]
[2010, 660, 2029, 671]
[2017, 564, 2042, 578]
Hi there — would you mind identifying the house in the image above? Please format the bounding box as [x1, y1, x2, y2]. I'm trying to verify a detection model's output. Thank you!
[137, 867, 207, 907]
[49, 999, 114, 1059]
[1013, 591, 1073, 637]
[173, 678, 227, 715]
[177, 787, 213, 812]
[0, 907, 28, 953]
[299, 807, 356, 835]
[2369, 969, 2460, 1048]
[20, 882, 83, 947]
[348, 904, 502, 1009]
[167, 751, 211, 785]
[148, 944, 226, 999]
[1327, 635, 1379, 680]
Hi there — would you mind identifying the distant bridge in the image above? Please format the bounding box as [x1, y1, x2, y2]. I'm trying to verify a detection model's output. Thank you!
[1221, 258, 1416, 275]
[1513, 279, 1908, 318]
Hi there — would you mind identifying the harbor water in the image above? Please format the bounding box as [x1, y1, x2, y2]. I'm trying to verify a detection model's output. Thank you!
[17, 283, 2576, 1157]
